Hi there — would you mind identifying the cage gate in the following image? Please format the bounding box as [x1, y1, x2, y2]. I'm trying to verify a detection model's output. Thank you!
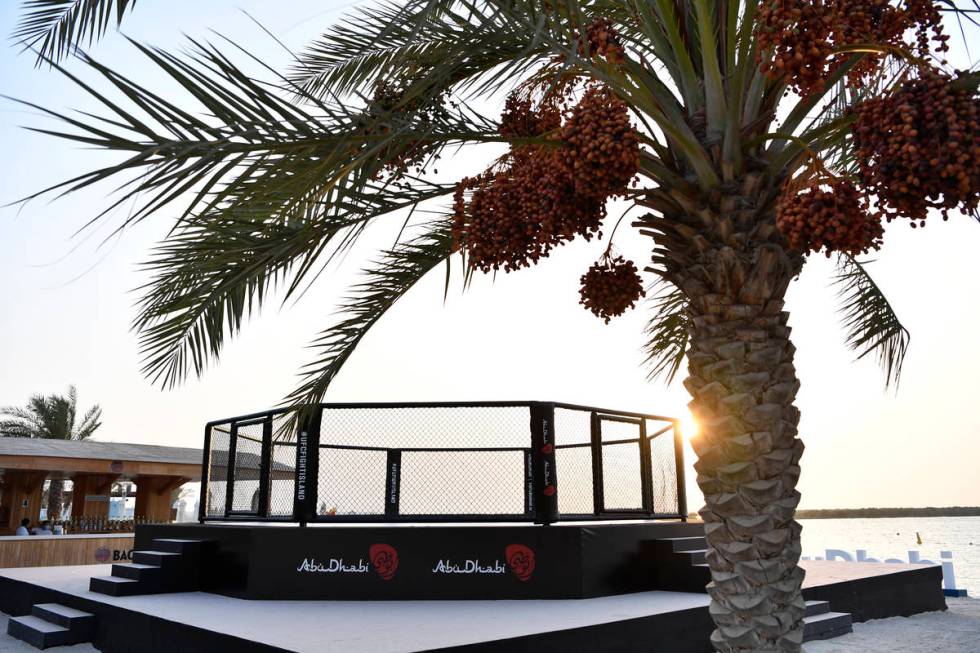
[225, 416, 272, 518]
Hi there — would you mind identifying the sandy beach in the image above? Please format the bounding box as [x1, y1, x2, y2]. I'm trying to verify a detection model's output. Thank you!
[807, 597, 980, 653]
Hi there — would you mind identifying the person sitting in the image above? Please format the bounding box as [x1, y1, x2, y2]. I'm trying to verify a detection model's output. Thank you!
[33, 520, 53, 536]
[15, 518, 30, 536]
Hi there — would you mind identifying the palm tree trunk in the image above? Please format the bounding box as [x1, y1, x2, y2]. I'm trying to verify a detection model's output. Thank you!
[644, 174, 806, 652]
[47, 479, 65, 521]
[682, 248, 806, 652]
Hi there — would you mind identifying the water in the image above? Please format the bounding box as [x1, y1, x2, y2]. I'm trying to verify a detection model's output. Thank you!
[800, 516, 980, 591]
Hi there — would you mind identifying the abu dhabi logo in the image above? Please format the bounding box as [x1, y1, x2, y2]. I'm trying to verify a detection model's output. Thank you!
[430, 544, 536, 581]
[369, 543, 399, 581]
[505, 544, 535, 582]
[297, 543, 399, 581]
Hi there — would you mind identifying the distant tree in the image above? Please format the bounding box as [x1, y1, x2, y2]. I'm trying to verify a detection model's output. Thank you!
[1, 386, 102, 520]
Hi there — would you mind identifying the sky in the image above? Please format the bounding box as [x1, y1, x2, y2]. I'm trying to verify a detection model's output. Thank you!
[0, 1, 978, 512]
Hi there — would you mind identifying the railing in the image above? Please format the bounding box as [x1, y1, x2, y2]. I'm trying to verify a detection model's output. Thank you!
[199, 402, 686, 525]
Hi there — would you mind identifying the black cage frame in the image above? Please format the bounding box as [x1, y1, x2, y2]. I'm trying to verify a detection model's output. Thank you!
[198, 401, 687, 525]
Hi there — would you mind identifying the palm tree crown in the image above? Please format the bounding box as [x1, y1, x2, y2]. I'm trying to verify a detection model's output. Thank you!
[1, 385, 102, 441]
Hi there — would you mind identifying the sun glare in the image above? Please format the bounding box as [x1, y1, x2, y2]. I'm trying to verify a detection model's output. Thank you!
[678, 415, 700, 441]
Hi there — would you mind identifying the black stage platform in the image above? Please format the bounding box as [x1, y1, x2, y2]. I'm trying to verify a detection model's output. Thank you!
[0, 558, 945, 653]
[133, 521, 706, 600]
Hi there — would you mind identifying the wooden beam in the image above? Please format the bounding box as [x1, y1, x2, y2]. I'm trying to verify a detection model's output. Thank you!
[134, 475, 187, 522]
[69, 473, 119, 521]
[0, 455, 200, 480]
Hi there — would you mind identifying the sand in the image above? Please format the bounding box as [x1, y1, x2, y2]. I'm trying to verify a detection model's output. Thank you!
[806, 597, 980, 653]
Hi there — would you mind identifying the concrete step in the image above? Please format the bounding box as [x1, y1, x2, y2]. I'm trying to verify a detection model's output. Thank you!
[132, 550, 183, 566]
[6, 615, 72, 650]
[658, 536, 708, 553]
[152, 538, 207, 554]
[31, 603, 94, 633]
[112, 562, 162, 581]
[90, 575, 143, 596]
[678, 548, 707, 565]
[805, 600, 831, 617]
[803, 611, 853, 642]
[656, 562, 711, 593]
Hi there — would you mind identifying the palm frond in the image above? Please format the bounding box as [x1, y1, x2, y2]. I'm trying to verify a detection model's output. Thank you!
[643, 282, 690, 383]
[0, 421, 38, 437]
[75, 404, 102, 439]
[0, 387, 101, 440]
[135, 179, 455, 388]
[284, 220, 454, 409]
[12, 39, 498, 233]
[12, 0, 136, 64]
[832, 255, 910, 388]
[289, 0, 501, 98]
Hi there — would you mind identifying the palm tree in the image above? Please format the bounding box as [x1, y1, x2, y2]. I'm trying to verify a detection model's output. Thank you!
[0, 386, 102, 520]
[9, 2, 979, 651]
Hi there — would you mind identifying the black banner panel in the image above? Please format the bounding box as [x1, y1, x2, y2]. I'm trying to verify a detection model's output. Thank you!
[137, 522, 703, 600]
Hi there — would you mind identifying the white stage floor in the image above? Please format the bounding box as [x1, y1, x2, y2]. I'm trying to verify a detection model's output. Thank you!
[0, 560, 937, 653]
[0, 565, 710, 653]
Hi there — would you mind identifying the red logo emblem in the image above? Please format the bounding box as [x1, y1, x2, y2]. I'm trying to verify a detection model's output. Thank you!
[94, 547, 110, 563]
[369, 543, 399, 581]
[541, 443, 554, 455]
[505, 544, 535, 582]
[543, 485, 556, 496]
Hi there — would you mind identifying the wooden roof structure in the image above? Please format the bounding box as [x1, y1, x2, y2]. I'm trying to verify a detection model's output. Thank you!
[0, 438, 202, 481]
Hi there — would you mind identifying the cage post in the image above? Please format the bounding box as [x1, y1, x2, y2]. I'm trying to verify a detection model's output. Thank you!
[198, 423, 212, 523]
[384, 450, 402, 518]
[529, 402, 558, 525]
[258, 417, 273, 518]
[590, 411, 603, 516]
[523, 448, 534, 517]
[673, 421, 687, 520]
[638, 419, 653, 514]
[224, 422, 240, 517]
[293, 406, 322, 525]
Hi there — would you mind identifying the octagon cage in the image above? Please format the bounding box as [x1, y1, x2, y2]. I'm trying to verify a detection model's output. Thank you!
[199, 401, 687, 525]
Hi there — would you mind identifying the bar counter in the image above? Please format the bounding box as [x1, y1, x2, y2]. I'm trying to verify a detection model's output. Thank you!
[0, 533, 133, 568]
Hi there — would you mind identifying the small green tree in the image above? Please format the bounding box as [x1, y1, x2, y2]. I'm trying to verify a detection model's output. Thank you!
[1, 386, 102, 520]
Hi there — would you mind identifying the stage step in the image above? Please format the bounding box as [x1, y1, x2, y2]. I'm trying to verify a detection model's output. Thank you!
[90, 575, 144, 596]
[803, 610, 853, 641]
[6, 603, 95, 649]
[153, 538, 207, 554]
[657, 536, 708, 553]
[89, 537, 210, 597]
[805, 600, 831, 617]
[111, 562, 163, 581]
[679, 549, 707, 564]
[132, 550, 182, 566]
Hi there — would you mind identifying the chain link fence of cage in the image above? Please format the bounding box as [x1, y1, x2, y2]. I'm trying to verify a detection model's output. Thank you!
[205, 423, 231, 518]
[229, 420, 264, 513]
[397, 449, 528, 516]
[268, 412, 297, 518]
[646, 420, 680, 516]
[202, 403, 680, 522]
[554, 407, 594, 516]
[597, 418, 644, 511]
[318, 405, 531, 449]
[314, 406, 531, 519]
[316, 447, 388, 516]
